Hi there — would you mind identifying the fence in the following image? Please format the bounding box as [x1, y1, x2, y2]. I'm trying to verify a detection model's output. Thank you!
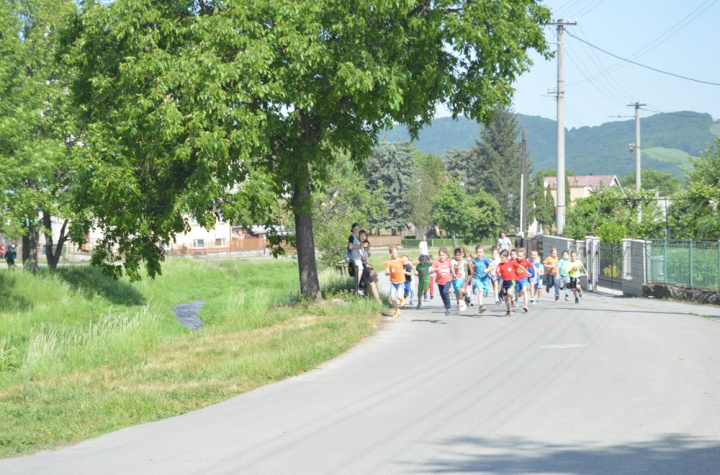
[645, 239, 720, 291]
[402, 238, 455, 249]
[365, 235, 402, 247]
[18, 236, 292, 263]
[401, 238, 495, 250]
[598, 242, 623, 291]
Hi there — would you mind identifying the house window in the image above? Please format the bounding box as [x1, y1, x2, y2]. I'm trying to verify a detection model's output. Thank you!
[215, 238, 226, 247]
[193, 239, 205, 249]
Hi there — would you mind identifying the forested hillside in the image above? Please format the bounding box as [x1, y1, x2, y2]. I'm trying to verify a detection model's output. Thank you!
[382, 112, 719, 178]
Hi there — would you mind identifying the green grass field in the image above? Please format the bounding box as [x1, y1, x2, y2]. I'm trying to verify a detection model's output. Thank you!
[643, 147, 694, 165]
[0, 259, 382, 457]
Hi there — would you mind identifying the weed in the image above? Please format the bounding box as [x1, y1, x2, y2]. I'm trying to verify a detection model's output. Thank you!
[0, 259, 378, 458]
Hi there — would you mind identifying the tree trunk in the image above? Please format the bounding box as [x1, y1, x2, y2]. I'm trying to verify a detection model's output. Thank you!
[451, 233, 458, 250]
[22, 235, 30, 263]
[43, 214, 69, 270]
[292, 162, 322, 301]
[24, 224, 40, 274]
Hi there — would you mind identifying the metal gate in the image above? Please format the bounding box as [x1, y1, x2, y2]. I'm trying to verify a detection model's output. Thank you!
[598, 242, 623, 290]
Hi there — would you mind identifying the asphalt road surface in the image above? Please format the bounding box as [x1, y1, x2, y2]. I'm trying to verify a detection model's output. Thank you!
[2, 290, 720, 474]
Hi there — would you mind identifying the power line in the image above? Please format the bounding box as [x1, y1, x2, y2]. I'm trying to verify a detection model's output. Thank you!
[565, 39, 629, 106]
[565, 31, 720, 86]
[620, 0, 716, 63]
[562, 0, 715, 87]
[570, 25, 634, 100]
[573, 0, 605, 19]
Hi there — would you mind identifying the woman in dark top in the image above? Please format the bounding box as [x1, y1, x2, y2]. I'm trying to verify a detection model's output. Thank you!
[347, 223, 364, 294]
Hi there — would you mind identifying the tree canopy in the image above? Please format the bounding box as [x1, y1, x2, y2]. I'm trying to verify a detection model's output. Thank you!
[63, 0, 550, 295]
[313, 157, 385, 266]
[0, 0, 78, 273]
[442, 105, 525, 232]
[668, 139, 720, 239]
[620, 170, 683, 196]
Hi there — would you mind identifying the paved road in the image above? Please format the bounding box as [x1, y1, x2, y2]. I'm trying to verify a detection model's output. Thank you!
[2, 290, 720, 474]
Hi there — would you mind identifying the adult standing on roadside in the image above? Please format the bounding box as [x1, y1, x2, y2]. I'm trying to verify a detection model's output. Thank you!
[419, 235, 429, 260]
[359, 231, 382, 305]
[348, 223, 364, 294]
[5, 243, 17, 269]
[497, 232, 511, 252]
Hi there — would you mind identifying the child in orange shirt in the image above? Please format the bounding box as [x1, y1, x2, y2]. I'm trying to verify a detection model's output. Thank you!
[385, 246, 406, 317]
[543, 247, 560, 301]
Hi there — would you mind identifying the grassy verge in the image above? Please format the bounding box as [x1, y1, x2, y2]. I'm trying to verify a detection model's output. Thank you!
[0, 258, 382, 458]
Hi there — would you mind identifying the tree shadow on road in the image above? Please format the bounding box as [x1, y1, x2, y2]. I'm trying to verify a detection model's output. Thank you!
[407, 434, 720, 474]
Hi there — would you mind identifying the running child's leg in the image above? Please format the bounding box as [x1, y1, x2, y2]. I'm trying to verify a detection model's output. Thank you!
[389, 283, 401, 316]
[502, 280, 513, 316]
[438, 282, 452, 315]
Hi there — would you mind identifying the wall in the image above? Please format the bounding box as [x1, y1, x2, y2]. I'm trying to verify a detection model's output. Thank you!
[585, 236, 600, 292]
[621, 239, 646, 297]
[541, 236, 649, 297]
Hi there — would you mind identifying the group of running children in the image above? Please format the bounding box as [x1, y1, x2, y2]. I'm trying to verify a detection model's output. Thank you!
[384, 245, 587, 318]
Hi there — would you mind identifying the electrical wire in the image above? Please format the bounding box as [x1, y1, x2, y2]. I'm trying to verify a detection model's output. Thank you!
[563, 0, 716, 87]
[565, 40, 629, 106]
[568, 25, 635, 100]
[565, 31, 720, 86]
[572, 0, 605, 19]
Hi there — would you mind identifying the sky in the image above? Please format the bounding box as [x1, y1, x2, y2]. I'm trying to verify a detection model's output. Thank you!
[440, 0, 720, 129]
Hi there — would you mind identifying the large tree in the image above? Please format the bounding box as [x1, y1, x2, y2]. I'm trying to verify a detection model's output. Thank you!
[474, 105, 524, 230]
[431, 180, 471, 249]
[64, 0, 550, 297]
[620, 170, 683, 196]
[313, 157, 385, 266]
[528, 171, 554, 234]
[564, 186, 664, 241]
[364, 142, 416, 234]
[0, 0, 78, 273]
[668, 139, 720, 239]
[430, 181, 501, 248]
[408, 151, 445, 236]
[442, 106, 526, 231]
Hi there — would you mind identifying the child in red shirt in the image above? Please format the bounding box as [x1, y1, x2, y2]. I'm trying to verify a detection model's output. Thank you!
[495, 249, 519, 317]
[514, 248, 533, 313]
[429, 247, 454, 317]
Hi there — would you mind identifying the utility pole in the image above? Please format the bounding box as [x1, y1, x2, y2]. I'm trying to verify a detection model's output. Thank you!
[628, 102, 646, 191]
[629, 101, 646, 221]
[520, 129, 527, 236]
[549, 19, 576, 235]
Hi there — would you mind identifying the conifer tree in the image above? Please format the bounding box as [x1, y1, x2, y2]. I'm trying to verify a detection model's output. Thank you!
[474, 105, 524, 230]
[364, 142, 415, 234]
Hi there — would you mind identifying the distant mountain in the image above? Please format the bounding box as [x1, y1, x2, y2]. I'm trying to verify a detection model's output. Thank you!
[382, 112, 720, 178]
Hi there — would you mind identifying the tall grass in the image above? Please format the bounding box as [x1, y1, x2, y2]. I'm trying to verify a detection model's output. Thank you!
[0, 258, 382, 457]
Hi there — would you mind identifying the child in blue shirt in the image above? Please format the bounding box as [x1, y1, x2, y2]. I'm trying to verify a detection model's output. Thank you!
[530, 250, 544, 303]
[471, 245, 493, 314]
